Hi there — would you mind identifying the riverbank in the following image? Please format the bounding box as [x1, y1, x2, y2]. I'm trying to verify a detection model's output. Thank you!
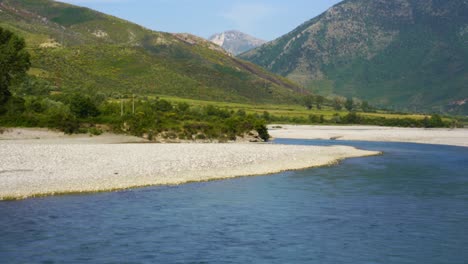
[0, 131, 378, 200]
[268, 125, 468, 147]
[0, 128, 149, 144]
[0, 127, 264, 144]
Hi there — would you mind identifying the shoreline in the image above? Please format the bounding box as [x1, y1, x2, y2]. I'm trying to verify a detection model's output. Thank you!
[0, 128, 149, 144]
[2, 125, 465, 200]
[9, 124, 465, 200]
[0, 140, 379, 200]
[268, 125, 468, 147]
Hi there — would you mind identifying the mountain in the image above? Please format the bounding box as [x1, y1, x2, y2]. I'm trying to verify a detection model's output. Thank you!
[239, 0, 468, 113]
[0, 0, 304, 104]
[209, 30, 266, 55]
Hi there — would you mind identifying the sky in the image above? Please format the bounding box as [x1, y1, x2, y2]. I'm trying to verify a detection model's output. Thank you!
[57, 0, 343, 41]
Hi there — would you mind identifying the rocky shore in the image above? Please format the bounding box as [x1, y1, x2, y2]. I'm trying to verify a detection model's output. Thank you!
[268, 125, 468, 147]
[0, 129, 378, 200]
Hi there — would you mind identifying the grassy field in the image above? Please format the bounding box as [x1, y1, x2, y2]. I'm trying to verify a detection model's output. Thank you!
[155, 95, 430, 122]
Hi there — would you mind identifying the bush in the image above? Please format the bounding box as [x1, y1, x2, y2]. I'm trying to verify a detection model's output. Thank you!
[55, 114, 80, 134]
[153, 99, 173, 112]
[89, 127, 103, 136]
[177, 102, 190, 113]
[331, 113, 342, 123]
[308, 114, 320, 123]
[5, 96, 26, 115]
[45, 102, 80, 134]
[69, 94, 100, 118]
[255, 122, 270, 142]
[195, 133, 206, 140]
[25, 98, 45, 113]
[343, 112, 361, 124]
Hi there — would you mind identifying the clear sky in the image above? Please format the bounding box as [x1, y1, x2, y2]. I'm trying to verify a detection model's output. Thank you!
[57, 0, 343, 41]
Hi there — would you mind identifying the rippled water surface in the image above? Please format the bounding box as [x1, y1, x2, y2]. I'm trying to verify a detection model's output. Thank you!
[1, 139, 468, 263]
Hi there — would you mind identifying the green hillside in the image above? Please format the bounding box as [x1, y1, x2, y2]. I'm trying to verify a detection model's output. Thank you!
[0, 0, 304, 104]
[239, 0, 468, 114]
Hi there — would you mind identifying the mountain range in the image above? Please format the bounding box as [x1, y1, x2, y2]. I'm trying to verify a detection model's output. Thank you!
[0, 0, 303, 104]
[1, 0, 466, 114]
[240, 0, 468, 114]
[208, 30, 266, 55]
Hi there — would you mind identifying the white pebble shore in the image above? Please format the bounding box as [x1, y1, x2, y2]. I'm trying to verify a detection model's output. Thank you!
[0, 142, 379, 200]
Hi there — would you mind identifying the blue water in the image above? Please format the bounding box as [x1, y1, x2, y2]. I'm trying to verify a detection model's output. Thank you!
[1, 140, 468, 264]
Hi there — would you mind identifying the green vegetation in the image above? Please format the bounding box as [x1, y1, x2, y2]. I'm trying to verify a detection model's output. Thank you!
[0, 27, 30, 113]
[0, 90, 271, 141]
[240, 0, 468, 114]
[136, 95, 458, 128]
[0, 78, 456, 142]
[0, 0, 304, 105]
[0, 1, 459, 141]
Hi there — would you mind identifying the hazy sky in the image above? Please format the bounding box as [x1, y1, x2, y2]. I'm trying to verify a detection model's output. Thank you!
[58, 0, 342, 41]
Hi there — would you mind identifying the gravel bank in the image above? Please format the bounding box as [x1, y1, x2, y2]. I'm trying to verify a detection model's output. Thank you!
[0, 142, 378, 200]
[0, 128, 148, 144]
[269, 125, 468, 147]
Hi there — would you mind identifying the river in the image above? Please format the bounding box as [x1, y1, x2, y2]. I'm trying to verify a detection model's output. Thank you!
[1, 139, 467, 263]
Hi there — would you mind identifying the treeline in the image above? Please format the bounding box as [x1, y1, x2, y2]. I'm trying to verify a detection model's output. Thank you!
[267, 111, 452, 128]
[302, 95, 376, 112]
[0, 92, 270, 142]
[299, 94, 455, 127]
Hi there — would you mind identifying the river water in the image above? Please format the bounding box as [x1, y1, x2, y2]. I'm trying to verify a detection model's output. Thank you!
[1, 139, 467, 263]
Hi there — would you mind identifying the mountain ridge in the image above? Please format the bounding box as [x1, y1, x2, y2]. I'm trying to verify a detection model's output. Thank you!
[0, 0, 304, 104]
[239, 0, 468, 114]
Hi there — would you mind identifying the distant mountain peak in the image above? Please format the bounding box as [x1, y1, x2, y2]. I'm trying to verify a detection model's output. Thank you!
[0, 0, 304, 105]
[208, 30, 266, 55]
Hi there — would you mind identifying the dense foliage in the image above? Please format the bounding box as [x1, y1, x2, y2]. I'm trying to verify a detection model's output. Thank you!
[268, 112, 452, 128]
[0, 27, 30, 113]
[0, 90, 271, 142]
[0, 77, 453, 142]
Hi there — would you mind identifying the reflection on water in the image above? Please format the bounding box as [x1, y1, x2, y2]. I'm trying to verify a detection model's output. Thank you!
[1, 140, 467, 263]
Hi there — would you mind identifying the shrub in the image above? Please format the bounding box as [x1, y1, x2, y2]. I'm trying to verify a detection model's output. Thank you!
[56, 114, 80, 134]
[25, 98, 45, 113]
[177, 102, 190, 113]
[309, 114, 320, 123]
[255, 123, 270, 142]
[343, 112, 361, 124]
[89, 127, 103, 136]
[70, 94, 100, 118]
[6, 96, 26, 115]
[195, 133, 206, 140]
[153, 99, 173, 112]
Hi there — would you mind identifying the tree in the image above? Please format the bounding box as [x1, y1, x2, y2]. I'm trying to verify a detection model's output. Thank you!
[5, 96, 25, 115]
[69, 94, 100, 118]
[315, 95, 325, 110]
[343, 112, 361, 124]
[0, 27, 30, 109]
[255, 122, 270, 142]
[333, 97, 343, 110]
[428, 114, 445, 128]
[177, 102, 190, 113]
[361, 101, 371, 112]
[153, 99, 173, 112]
[308, 114, 319, 123]
[262, 111, 271, 121]
[303, 95, 314, 110]
[345, 97, 354, 111]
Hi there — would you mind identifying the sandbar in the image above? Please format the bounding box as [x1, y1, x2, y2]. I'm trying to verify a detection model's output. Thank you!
[269, 125, 468, 147]
[0, 129, 378, 200]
